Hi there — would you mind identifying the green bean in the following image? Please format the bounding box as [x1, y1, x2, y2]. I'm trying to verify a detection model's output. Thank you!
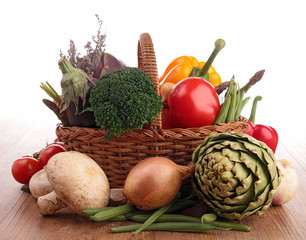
[208, 221, 250, 232]
[90, 204, 135, 222]
[236, 96, 251, 118]
[234, 90, 245, 120]
[214, 95, 232, 124]
[225, 76, 235, 97]
[111, 222, 221, 233]
[126, 213, 201, 223]
[201, 213, 217, 223]
[111, 221, 250, 233]
[82, 206, 115, 216]
[248, 95, 262, 124]
[107, 215, 127, 221]
[133, 193, 181, 236]
[214, 77, 235, 124]
[166, 199, 195, 213]
[111, 222, 235, 233]
[226, 80, 237, 122]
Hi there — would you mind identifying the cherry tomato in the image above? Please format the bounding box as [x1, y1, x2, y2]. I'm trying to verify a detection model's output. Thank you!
[38, 144, 65, 168]
[53, 139, 65, 148]
[244, 120, 254, 136]
[22, 154, 33, 158]
[11, 157, 42, 184]
[252, 124, 279, 153]
[167, 77, 220, 128]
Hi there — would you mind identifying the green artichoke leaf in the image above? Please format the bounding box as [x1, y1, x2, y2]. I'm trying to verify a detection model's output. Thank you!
[240, 151, 269, 197]
[243, 182, 272, 213]
[209, 199, 246, 213]
[232, 163, 253, 195]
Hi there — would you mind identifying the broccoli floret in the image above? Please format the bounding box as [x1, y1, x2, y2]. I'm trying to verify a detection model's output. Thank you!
[88, 67, 163, 140]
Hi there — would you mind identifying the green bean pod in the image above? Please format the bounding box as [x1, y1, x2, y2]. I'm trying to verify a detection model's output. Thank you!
[126, 213, 201, 223]
[226, 81, 237, 122]
[111, 222, 220, 233]
[90, 204, 135, 222]
[234, 90, 245, 120]
[214, 95, 232, 124]
[208, 221, 250, 232]
[133, 193, 181, 236]
[82, 206, 115, 216]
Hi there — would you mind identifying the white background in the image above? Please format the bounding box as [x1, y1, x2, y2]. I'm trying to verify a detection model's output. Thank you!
[1, 0, 305, 140]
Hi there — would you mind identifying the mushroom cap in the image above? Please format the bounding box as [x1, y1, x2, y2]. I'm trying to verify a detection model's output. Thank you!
[45, 151, 110, 215]
[29, 168, 53, 198]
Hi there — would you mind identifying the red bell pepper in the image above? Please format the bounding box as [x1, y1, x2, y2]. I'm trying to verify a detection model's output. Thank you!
[244, 96, 279, 153]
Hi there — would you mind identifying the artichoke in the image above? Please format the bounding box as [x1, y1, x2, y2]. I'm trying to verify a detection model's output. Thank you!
[192, 132, 280, 220]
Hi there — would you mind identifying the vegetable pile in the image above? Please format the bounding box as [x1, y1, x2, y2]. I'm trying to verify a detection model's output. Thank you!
[83, 193, 250, 235]
[11, 15, 299, 237]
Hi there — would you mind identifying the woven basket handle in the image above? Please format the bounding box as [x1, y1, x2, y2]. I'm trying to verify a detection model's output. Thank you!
[138, 33, 162, 129]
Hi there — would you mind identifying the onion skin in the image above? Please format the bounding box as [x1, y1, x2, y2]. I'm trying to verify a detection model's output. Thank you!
[123, 157, 194, 211]
[272, 159, 298, 205]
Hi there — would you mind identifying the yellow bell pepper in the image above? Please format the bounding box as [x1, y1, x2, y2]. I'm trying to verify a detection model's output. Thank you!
[159, 39, 225, 88]
[159, 56, 198, 83]
[198, 61, 221, 87]
[159, 56, 222, 88]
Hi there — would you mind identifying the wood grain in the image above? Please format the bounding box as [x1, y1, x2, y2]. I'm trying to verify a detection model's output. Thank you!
[1, 118, 305, 240]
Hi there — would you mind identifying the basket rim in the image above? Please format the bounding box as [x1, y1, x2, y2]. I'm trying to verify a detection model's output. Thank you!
[56, 118, 248, 142]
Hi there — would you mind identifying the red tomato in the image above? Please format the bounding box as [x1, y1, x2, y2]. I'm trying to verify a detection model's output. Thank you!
[53, 139, 65, 148]
[244, 121, 254, 136]
[167, 77, 220, 128]
[38, 144, 65, 168]
[11, 157, 42, 184]
[252, 124, 279, 153]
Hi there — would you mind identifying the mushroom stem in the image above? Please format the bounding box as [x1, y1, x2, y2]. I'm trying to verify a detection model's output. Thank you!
[38, 191, 67, 215]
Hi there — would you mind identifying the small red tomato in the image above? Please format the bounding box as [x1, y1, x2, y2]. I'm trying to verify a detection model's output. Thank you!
[244, 121, 254, 136]
[12, 157, 42, 184]
[252, 124, 279, 153]
[53, 139, 65, 148]
[38, 144, 65, 168]
[167, 77, 220, 128]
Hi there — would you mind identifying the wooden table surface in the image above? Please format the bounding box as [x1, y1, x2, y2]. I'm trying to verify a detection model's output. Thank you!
[1, 118, 306, 240]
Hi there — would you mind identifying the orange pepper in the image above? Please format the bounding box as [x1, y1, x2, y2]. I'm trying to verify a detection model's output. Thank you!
[159, 56, 222, 88]
[159, 62, 194, 85]
[198, 61, 221, 87]
[159, 56, 199, 83]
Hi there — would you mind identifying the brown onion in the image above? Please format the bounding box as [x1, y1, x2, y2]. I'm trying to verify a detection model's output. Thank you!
[122, 157, 194, 211]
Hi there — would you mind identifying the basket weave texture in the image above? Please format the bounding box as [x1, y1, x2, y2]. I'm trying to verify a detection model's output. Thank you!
[56, 33, 248, 188]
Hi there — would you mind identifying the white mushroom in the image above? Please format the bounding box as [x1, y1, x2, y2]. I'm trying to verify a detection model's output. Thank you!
[37, 151, 110, 216]
[29, 168, 53, 198]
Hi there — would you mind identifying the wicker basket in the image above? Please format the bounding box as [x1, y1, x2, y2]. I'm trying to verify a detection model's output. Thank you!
[56, 33, 248, 188]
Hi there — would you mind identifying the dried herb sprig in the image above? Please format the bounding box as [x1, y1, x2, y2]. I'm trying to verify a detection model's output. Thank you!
[60, 14, 106, 78]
